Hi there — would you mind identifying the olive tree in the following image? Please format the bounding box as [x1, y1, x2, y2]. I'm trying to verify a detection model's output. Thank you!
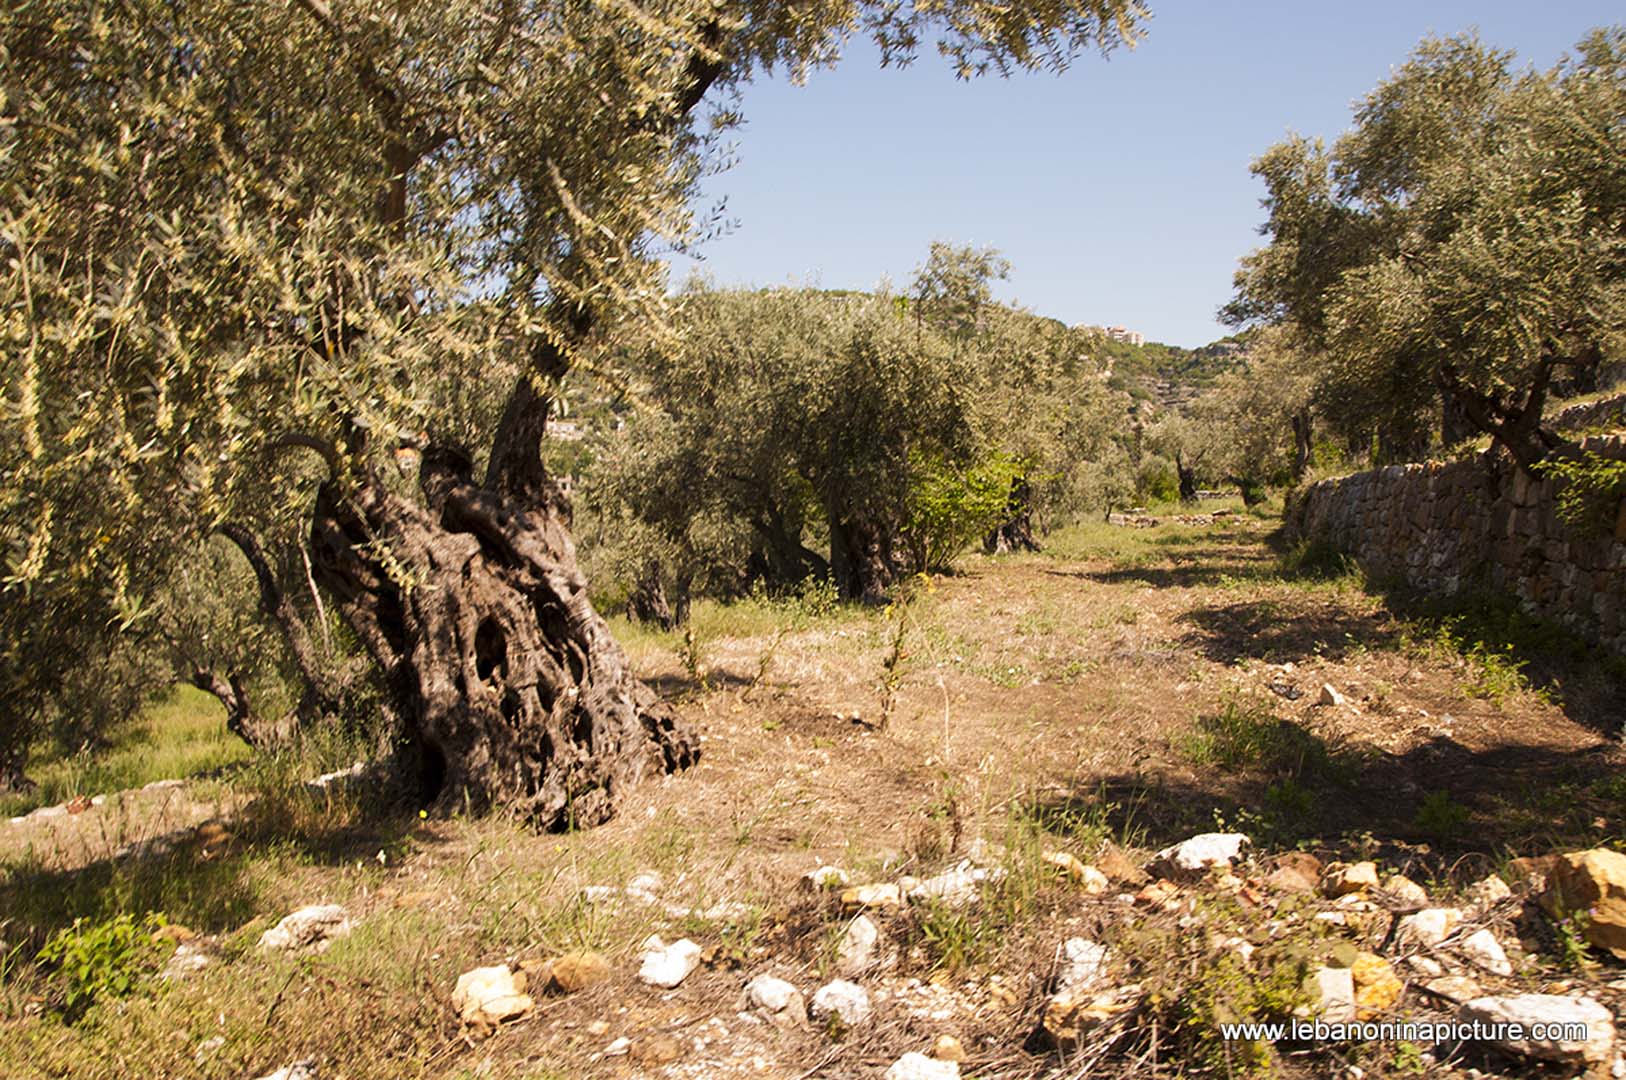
[2, 0, 1149, 817]
[1226, 29, 1626, 470]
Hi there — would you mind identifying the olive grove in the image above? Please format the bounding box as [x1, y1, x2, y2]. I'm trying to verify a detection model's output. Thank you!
[1, 0, 1150, 820]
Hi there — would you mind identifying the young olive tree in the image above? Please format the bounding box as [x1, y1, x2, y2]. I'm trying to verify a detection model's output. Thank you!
[2, 0, 1149, 817]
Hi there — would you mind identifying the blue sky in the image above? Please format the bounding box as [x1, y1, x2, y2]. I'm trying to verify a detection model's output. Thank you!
[667, 2, 1622, 347]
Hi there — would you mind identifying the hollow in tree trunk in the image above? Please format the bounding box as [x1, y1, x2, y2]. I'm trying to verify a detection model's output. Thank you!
[306, 418, 698, 830]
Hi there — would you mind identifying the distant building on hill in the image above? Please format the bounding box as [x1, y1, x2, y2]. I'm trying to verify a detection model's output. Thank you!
[1078, 323, 1146, 347]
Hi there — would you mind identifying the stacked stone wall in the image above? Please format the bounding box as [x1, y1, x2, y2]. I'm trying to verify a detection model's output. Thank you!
[1285, 436, 1626, 655]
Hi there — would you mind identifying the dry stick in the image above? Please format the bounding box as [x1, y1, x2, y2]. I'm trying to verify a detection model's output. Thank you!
[300, 542, 333, 657]
[263, 965, 302, 1028]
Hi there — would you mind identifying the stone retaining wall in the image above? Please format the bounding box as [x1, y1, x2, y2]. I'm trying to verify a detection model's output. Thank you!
[1285, 436, 1626, 656]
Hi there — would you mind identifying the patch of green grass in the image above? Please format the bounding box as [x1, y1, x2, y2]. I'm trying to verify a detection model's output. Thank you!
[1388, 590, 1611, 705]
[1412, 791, 1471, 841]
[1176, 695, 1353, 783]
[1, 686, 253, 817]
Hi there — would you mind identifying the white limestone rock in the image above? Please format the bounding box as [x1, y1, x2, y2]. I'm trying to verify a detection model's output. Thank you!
[1154, 833, 1249, 877]
[637, 935, 702, 989]
[1457, 928, 1513, 976]
[1458, 994, 1615, 1064]
[258, 904, 351, 952]
[746, 975, 802, 1014]
[809, 979, 872, 1029]
[884, 1051, 961, 1080]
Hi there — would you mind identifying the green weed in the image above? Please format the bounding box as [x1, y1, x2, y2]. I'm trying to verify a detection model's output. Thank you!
[36, 911, 169, 1019]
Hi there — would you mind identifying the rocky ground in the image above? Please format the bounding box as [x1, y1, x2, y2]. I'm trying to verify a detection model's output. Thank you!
[2, 510, 1622, 1079]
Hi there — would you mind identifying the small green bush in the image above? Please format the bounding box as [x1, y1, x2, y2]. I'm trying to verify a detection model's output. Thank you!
[904, 450, 1026, 571]
[1412, 790, 1471, 840]
[36, 912, 169, 1019]
[1535, 450, 1626, 533]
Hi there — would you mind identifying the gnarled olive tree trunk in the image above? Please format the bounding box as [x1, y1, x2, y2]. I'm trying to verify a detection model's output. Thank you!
[984, 476, 1040, 554]
[306, 384, 697, 830]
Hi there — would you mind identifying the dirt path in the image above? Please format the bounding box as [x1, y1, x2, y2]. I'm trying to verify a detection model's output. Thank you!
[4, 513, 1621, 1080]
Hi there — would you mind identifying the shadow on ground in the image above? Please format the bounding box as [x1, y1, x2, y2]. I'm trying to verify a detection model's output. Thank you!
[1031, 728, 1623, 876]
[0, 794, 429, 950]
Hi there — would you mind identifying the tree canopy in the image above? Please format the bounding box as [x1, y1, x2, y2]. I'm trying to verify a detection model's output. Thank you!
[2, 0, 1150, 808]
[1226, 28, 1626, 468]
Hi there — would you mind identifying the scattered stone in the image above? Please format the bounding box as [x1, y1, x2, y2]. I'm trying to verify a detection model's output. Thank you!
[1153, 833, 1249, 878]
[1043, 851, 1110, 893]
[452, 965, 534, 1028]
[162, 943, 212, 980]
[194, 1035, 225, 1063]
[1322, 862, 1379, 897]
[1396, 907, 1462, 948]
[254, 1061, 318, 1080]
[837, 914, 882, 976]
[803, 865, 850, 890]
[1540, 849, 1626, 959]
[142, 778, 186, 793]
[932, 1034, 967, 1062]
[1407, 955, 1444, 977]
[1265, 852, 1323, 893]
[841, 883, 904, 911]
[1458, 994, 1615, 1064]
[631, 1033, 684, 1065]
[1465, 873, 1512, 908]
[1317, 683, 1346, 707]
[602, 1036, 631, 1056]
[1458, 928, 1514, 976]
[549, 950, 611, 993]
[1056, 939, 1113, 996]
[1381, 874, 1429, 908]
[746, 975, 803, 1016]
[1135, 880, 1181, 908]
[1350, 953, 1403, 1018]
[809, 980, 872, 1029]
[258, 904, 351, 952]
[884, 1052, 960, 1080]
[1424, 975, 1482, 1003]
[30, 805, 67, 821]
[1311, 966, 1357, 1024]
[627, 871, 663, 899]
[906, 862, 1003, 907]
[637, 936, 701, 989]
[1096, 842, 1151, 885]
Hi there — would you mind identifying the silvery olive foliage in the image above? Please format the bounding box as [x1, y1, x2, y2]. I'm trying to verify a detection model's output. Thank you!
[2, 0, 1149, 782]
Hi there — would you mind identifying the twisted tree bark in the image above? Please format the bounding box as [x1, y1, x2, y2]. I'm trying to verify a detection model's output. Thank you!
[307, 443, 697, 829]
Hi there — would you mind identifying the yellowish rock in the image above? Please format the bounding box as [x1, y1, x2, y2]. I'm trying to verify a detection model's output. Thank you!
[1350, 952, 1403, 1018]
[1382, 874, 1429, 908]
[841, 883, 904, 911]
[932, 1034, 967, 1062]
[1540, 850, 1626, 960]
[549, 951, 612, 993]
[1322, 861, 1379, 898]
